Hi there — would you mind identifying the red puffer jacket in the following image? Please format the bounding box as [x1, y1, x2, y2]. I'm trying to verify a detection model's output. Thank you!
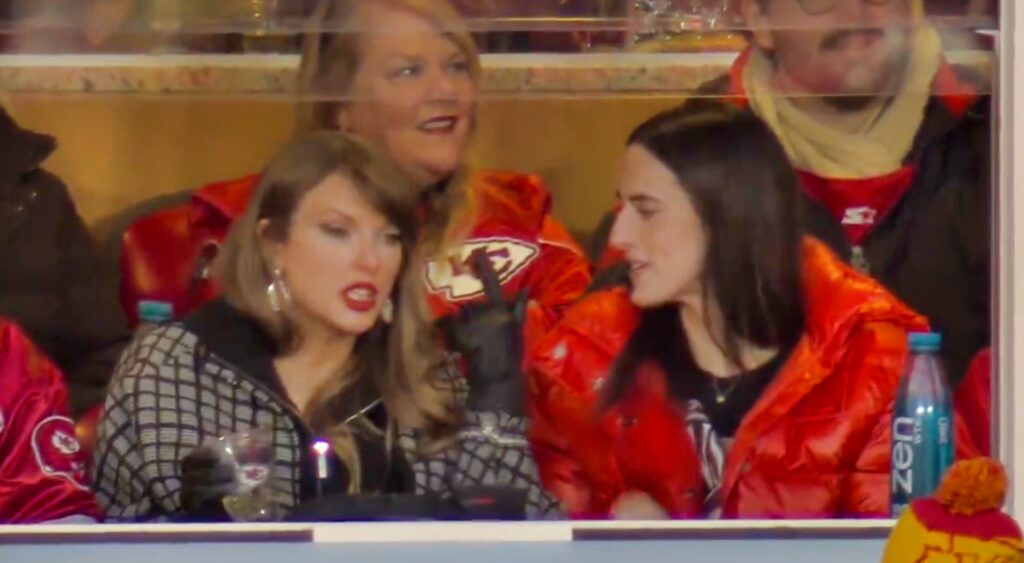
[119, 171, 591, 343]
[529, 238, 977, 519]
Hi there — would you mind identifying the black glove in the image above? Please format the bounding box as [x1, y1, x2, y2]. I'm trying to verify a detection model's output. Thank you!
[439, 251, 528, 416]
[179, 443, 237, 521]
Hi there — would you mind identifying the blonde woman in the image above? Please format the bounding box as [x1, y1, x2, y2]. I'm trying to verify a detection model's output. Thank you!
[92, 132, 560, 521]
[118, 0, 591, 437]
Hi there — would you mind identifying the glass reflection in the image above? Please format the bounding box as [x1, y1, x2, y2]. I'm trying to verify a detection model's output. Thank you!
[0, 0, 998, 526]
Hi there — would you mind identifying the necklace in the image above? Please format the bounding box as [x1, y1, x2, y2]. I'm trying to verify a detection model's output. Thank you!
[710, 375, 743, 404]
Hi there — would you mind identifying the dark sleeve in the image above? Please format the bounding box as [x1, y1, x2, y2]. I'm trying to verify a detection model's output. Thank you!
[46, 172, 131, 415]
[963, 103, 991, 323]
[949, 103, 991, 383]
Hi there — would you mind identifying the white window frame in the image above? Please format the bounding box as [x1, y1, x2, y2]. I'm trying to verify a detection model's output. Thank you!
[996, 0, 1023, 519]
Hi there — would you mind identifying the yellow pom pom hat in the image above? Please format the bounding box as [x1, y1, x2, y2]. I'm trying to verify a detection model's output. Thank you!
[882, 458, 1023, 563]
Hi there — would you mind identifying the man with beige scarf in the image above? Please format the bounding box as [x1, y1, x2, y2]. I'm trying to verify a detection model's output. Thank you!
[594, 0, 989, 384]
[733, 0, 989, 385]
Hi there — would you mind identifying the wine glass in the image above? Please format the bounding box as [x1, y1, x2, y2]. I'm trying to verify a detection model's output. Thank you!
[212, 427, 282, 522]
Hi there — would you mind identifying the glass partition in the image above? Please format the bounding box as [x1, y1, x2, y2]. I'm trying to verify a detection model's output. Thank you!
[0, 0, 1002, 531]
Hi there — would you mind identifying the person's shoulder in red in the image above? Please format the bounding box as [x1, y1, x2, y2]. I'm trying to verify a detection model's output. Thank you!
[526, 286, 638, 518]
[798, 237, 925, 366]
[118, 174, 258, 326]
[0, 318, 99, 523]
[426, 170, 592, 339]
[791, 238, 977, 474]
[771, 241, 929, 518]
[529, 286, 637, 402]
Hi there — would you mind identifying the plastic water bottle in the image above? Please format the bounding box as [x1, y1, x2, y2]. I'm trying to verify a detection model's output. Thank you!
[890, 332, 954, 517]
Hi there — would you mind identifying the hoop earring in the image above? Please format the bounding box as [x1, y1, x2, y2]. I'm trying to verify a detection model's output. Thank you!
[380, 298, 394, 325]
[267, 268, 292, 312]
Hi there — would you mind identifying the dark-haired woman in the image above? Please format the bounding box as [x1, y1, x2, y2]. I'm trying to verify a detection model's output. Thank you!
[528, 105, 976, 520]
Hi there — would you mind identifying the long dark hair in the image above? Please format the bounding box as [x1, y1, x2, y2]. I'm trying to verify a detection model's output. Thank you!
[604, 104, 806, 407]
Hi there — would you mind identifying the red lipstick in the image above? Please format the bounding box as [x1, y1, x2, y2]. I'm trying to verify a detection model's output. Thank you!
[341, 282, 378, 313]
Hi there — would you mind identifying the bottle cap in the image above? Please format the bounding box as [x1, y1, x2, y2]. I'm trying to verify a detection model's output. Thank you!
[909, 332, 942, 352]
[137, 300, 174, 324]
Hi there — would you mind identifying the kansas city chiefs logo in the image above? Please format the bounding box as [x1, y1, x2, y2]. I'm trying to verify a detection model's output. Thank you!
[424, 238, 539, 301]
[52, 430, 81, 455]
[32, 416, 88, 491]
[239, 463, 269, 488]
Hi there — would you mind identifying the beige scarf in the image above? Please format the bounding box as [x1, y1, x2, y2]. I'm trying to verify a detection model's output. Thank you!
[743, 26, 943, 179]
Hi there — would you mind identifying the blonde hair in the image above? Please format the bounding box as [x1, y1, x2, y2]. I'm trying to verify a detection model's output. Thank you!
[217, 131, 457, 492]
[296, 0, 480, 254]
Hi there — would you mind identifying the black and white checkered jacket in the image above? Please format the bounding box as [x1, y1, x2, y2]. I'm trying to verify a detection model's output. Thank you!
[92, 301, 561, 521]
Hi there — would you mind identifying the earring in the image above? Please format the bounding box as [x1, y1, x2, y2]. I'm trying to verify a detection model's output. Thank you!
[267, 268, 292, 312]
[380, 298, 394, 325]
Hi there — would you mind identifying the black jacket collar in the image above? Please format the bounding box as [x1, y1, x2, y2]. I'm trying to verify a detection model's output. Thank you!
[181, 298, 381, 419]
[182, 298, 286, 399]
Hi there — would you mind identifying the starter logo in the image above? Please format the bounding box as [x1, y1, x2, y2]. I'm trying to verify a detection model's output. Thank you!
[424, 238, 539, 301]
[841, 206, 878, 226]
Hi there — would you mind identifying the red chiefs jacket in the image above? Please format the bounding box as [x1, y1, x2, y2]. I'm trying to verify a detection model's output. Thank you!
[529, 238, 976, 519]
[420, 171, 591, 344]
[118, 171, 591, 337]
[0, 318, 99, 523]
